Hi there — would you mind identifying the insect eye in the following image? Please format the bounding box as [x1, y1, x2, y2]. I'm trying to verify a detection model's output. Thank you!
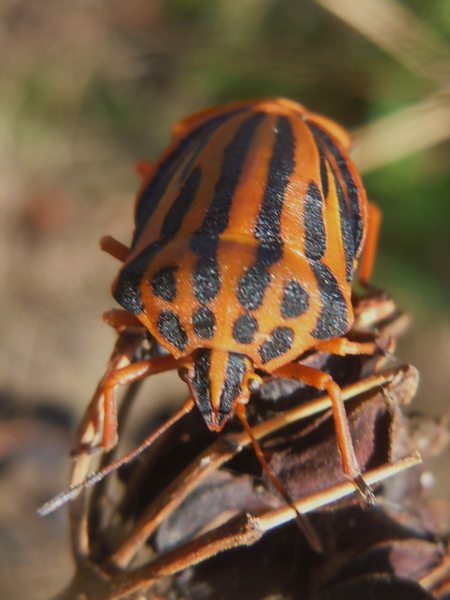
[247, 377, 262, 394]
[178, 366, 192, 382]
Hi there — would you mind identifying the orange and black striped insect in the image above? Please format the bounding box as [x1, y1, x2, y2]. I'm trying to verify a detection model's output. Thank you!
[40, 99, 381, 536]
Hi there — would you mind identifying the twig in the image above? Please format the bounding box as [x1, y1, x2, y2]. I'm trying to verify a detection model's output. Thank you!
[110, 365, 412, 568]
[113, 453, 422, 599]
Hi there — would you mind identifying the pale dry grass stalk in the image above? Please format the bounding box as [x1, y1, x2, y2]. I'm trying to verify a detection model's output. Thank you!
[316, 0, 449, 81]
[352, 93, 450, 173]
[318, 0, 450, 174]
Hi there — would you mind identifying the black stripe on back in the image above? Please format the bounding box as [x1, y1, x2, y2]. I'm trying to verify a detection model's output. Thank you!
[160, 167, 202, 238]
[318, 143, 329, 199]
[307, 122, 363, 254]
[133, 108, 246, 248]
[238, 116, 295, 311]
[329, 161, 356, 283]
[254, 116, 295, 246]
[197, 111, 266, 238]
[114, 166, 202, 315]
[303, 181, 326, 261]
[191, 112, 265, 305]
[310, 263, 348, 340]
[307, 124, 357, 283]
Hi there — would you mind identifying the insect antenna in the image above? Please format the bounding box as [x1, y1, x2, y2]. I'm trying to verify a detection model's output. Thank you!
[37, 398, 195, 516]
[236, 403, 323, 553]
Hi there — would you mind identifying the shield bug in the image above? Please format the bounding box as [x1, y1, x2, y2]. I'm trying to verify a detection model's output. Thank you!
[40, 99, 382, 532]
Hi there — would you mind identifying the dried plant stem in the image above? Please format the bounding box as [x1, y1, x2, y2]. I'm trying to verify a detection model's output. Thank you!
[419, 551, 450, 594]
[110, 365, 411, 568]
[316, 0, 449, 81]
[352, 93, 450, 173]
[69, 330, 145, 563]
[112, 453, 421, 599]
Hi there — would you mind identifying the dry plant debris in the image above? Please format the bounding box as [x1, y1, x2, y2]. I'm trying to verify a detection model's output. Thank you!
[50, 289, 450, 600]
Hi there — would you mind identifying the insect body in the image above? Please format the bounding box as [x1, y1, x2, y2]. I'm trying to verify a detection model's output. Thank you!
[113, 97, 375, 421]
[40, 98, 381, 518]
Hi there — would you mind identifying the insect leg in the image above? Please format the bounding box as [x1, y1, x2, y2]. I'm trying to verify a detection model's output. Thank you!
[313, 337, 378, 356]
[102, 309, 143, 332]
[38, 396, 195, 516]
[235, 403, 323, 552]
[100, 235, 130, 262]
[359, 202, 382, 286]
[75, 327, 147, 453]
[135, 159, 154, 178]
[273, 362, 375, 505]
[100, 355, 180, 451]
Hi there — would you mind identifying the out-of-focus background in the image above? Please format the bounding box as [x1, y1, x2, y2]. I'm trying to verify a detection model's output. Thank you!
[0, 1, 449, 598]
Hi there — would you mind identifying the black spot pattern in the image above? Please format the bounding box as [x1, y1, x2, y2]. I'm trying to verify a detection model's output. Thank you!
[311, 263, 348, 340]
[193, 306, 216, 339]
[151, 266, 178, 302]
[220, 353, 246, 415]
[157, 310, 188, 351]
[192, 256, 221, 305]
[238, 116, 295, 311]
[303, 181, 326, 260]
[281, 280, 309, 318]
[237, 264, 271, 311]
[259, 327, 294, 364]
[232, 314, 258, 344]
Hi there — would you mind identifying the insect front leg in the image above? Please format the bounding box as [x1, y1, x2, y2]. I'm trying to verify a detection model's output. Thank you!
[99, 354, 180, 451]
[273, 362, 375, 505]
[75, 325, 146, 454]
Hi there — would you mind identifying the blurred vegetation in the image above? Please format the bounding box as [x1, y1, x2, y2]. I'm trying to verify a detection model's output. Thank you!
[2, 0, 448, 316]
[1, 2, 449, 598]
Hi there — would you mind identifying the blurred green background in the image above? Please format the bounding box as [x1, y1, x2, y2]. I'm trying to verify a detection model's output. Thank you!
[0, 1, 449, 598]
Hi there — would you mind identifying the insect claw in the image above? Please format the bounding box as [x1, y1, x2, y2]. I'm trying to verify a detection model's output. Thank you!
[354, 475, 376, 507]
[382, 349, 396, 362]
[376, 335, 396, 362]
